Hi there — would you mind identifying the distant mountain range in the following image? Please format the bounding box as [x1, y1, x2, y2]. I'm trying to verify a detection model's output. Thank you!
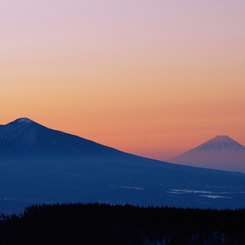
[0, 118, 245, 214]
[168, 135, 245, 172]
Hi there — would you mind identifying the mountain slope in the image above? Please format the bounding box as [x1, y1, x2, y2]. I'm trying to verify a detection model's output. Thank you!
[1, 119, 245, 214]
[0, 118, 125, 158]
[168, 135, 245, 172]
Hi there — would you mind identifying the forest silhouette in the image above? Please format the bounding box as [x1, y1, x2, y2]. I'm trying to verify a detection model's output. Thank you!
[0, 203, 245, 244]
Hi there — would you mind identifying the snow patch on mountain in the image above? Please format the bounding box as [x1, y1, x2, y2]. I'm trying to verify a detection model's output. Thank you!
[194, 135, 245, 152]
[15, 118, 33, 124]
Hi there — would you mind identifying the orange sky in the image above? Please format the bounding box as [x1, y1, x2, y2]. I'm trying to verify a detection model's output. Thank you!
[1, 1, 245, 160]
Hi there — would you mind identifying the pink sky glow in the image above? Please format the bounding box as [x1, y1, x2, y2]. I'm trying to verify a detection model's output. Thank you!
[1, 1, 245, 160]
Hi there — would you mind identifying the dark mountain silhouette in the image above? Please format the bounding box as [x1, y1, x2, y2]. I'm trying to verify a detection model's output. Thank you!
[0, 118, 124, 157]
[1, 119, 245, 214]
[168, 135, 245, 172]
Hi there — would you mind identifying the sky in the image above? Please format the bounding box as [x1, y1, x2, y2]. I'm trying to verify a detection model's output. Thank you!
[1, 0, 245, 161]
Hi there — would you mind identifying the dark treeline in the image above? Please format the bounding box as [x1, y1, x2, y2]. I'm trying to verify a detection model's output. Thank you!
[0, 203, 245, 245]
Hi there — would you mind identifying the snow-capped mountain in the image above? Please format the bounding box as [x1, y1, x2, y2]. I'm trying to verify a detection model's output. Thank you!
[1, 119, 245, 214]
[0, 118, 124, 157]
[168, 136, 245, 172]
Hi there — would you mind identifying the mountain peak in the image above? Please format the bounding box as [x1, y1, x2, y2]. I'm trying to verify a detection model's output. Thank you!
[195, 135, 245, 151]
[15, 118, 33, 123]
[8, 118, 34, 125]
[16, 117, 33, 123]
[214, 135, 229, 138]
[168, 135, 245, 172]
[213, 135, 233, 141]
[1, 117, 123, 158]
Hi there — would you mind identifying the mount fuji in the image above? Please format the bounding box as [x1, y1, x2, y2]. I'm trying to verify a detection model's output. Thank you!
[168, 136, 245, 173]
[1, 118, 245, 214]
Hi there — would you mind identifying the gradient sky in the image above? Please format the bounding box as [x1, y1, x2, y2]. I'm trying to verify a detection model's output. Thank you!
[1, 1, 245, 160]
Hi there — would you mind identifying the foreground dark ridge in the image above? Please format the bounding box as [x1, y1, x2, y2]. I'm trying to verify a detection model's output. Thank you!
[1, 203, 245, 245]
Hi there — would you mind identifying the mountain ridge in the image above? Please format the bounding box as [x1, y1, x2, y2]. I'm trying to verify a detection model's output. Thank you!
[0, 117, 126, 158]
